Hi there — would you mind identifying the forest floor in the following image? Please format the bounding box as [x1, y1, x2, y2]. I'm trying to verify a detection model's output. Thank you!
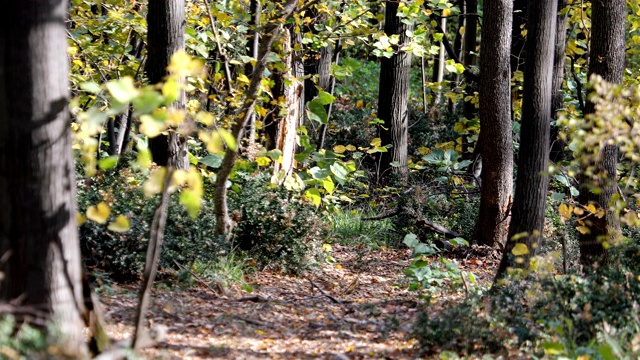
[100, 244, 500, 359]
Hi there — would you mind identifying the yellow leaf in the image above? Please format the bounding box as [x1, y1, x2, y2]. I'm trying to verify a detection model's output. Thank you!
[573, 207, 584, 216]
[371, 138, 381, 147]
[576, 226, 590, 235]
[586, 204, 597, 214]
[511, 243, 529, 256]
[87, 202, 111, 224]
[356, 99, 364, 109]
[139, 114, 166, 138]
[442, 8, 451, 17]
[256, 157, 272, 166]
[195, 111, 214, 126]
[144, 168, 167, 197]
[346, 145, 356, 151]
[107, 215, 131, 233]
[558, 203, 573, 221]
[237, 74, 250, 84]
[255, 329, 266, 335]
[76, 212, 86, 226]
[333, 145, 346, 154]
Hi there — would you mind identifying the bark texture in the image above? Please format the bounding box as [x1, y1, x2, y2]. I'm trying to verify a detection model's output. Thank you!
[472, 0, 513, 247]
[497, 0, 557, 278]
[549, 0, 569, 162]
[0, 1, 88, 355]
[145, 0, 188, 169]
[377, 0, 413, 183]
[578, 0, 626, 266]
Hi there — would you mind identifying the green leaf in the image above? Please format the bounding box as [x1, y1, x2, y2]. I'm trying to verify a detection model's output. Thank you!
[304, 188, 322, 206]
[316, 89, 336, 105]
[310, 166, 330, 180]
[81, 81, 102, 94]
[403, 233, 419, 248]
[162, 79, 180, 104]
[133, 90, 164, 114]
[98, 156, 119, 170]
[322, 177, 335, 194]
[199, 154, 223, 168]
[106, 77, 138, 104]
[307, 100, 328, 124]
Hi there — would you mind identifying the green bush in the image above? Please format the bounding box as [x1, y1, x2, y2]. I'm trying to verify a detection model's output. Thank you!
[229, 172, 327, 274]
[414, 250, 640, 358]
[77, 168, 223, 281]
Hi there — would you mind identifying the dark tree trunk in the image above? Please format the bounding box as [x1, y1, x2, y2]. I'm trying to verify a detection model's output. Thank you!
[377, 0, 413, 184]
[462, 0, 478, 121]
[146, 0, 188, 169]
[578, 0, 626, 266]
[472, 0, 513, 248]
[497, 0, 557, 278]
[0, 1, 88, 355]
[549, 0, 569, 162]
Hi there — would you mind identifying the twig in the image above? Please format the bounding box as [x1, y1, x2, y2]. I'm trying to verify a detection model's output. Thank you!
[308, 279, 344, 306]
[202, 0, 234, 92]
[233, 315, 273, 328]
[569, 55, 586, 114]
[235, 295, 272, 302]
[362, 209, 401, 221]
[173, 260, 221, 297]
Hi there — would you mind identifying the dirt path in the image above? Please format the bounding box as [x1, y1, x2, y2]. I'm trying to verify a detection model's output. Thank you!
[101, 244, 498, 359]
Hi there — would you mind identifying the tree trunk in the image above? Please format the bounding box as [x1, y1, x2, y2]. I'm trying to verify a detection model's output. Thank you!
[377, 0, 413, 184]
[549, 0, 569, 162]
[0, 1, 88, 356]
[472, 0, 514, 248]
[146, 0, 188, 170]
[578, 0, 626, 266]
[462, 0, 478, 121]
[431, 16, 447, 113]
[497, 0, 557, 278]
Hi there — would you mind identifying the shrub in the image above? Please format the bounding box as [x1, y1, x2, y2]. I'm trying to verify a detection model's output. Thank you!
[77, 168, 223, 281]
[229, 172, 327, 274]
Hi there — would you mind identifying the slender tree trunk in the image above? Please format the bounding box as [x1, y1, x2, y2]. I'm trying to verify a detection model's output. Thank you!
[472, 0, 513, 248]
[146, 0, 188, 169]
[214, 0, 300, 237]
[496, 0, 557, 278]
[462, 0, 478, 121]
[578, 0, 626, 266]
[0, 1, 88, 356]
[377, 0, 413, 184]
[431, 16, 447, 113]
[549, 0, 569, 162]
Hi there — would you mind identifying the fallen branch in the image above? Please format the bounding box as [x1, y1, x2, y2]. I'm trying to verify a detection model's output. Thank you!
[416, 219, 462, 239]
[308, 279, 345, 306]
[173, 260, 222, 297]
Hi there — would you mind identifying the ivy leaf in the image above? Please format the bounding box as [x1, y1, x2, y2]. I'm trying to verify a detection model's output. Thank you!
[107, 215, 130, 232]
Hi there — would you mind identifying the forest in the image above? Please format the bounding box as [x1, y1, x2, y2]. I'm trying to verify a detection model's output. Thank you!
[1, 0, 640, 358]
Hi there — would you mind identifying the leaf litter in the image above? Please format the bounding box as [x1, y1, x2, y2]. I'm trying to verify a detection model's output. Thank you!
[101, 244, 498, 359]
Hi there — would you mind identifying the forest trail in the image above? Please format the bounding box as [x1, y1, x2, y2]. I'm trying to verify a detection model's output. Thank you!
[101, 244, 498, 359]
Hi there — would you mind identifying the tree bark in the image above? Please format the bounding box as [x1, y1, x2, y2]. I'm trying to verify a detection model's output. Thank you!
[472, 0, 513, 248]
[0, 1, 88, 356]
[549, 0, 569, 162]
[377, 0, 413, 184]
[497, 0, 557, 278]
[578, 0, 626, 266]
[145, 0, 188, 170]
